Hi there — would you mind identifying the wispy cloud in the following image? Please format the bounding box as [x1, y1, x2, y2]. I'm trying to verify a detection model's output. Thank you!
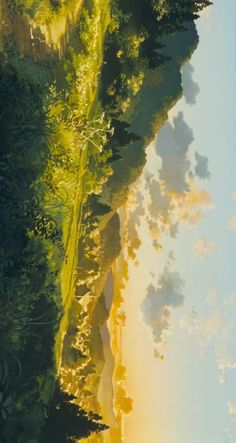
[194, 152, 211, 180]
[145, 173, 171, 221]
[141, 268, 185, 356]
[192, 237, 217, 260]
[180, 309, 223, 347]
[180, 299, 236, 383]
[201, 310, 223, 346]
[199, 6, 213, 29]
[145, 113, 212, 244]
[126, 190, 145, 260]
[156, 112, 193, 194]
[172, 183, 213, 227]
[216, 326, 236, 373]
[182, 63, 200, 106]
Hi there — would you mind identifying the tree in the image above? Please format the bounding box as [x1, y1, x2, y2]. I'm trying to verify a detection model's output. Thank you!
[116, 386, 133, 415]
[152, 0, 212, 34]
[40, 388, 108, 443]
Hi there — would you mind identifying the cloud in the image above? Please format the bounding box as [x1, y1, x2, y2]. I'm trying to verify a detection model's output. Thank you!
[216, 326, 236, 372]
[201, 310, 223, 346]
[145, 176, 213, 244]
[156, 112, 193, 194]
[145, 174, 171, 220]
[180, 309, 223, 347]
[126, 191, 145, 260]
[192, 237, 217, 260]
[228, 216, 236, 235]
[167, 107, 179, 125]
[219, 375, 226, 385]
[128, 190, 145, 221]
[147, 219, 161, 241]
[147, 114, 212, 235]
[180, 302, 236, 382]
[145, 172, 179, 239]
[165, 180, 213, 228]
[228, 402, 236, 421]
[177, 185, 213, 226]
[199, 6, 213, 29]
[167, 222, 178, 238]
[195, 152, 210, 180]
[179, 310, 198, 336]
[141, 268, 185, 351]
[182, 63, 200, 105]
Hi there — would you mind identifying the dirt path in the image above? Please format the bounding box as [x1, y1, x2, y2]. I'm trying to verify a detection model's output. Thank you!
[0, 0, 111, 378]
[0, 0, 84, 60]
[55, 0, 111, 373]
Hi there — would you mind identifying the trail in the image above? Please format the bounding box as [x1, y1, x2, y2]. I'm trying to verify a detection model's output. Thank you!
[55, 0, 111, 373]
[0, 0, 84, 60]
[0, 0, 111, 375]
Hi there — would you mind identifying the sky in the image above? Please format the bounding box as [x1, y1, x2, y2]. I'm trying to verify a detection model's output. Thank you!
[121, 1, 236, 442]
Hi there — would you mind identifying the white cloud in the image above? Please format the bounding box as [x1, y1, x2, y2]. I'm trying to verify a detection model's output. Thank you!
[192, 237, 217, 260]
[145, 173, 171, 221]
[182, 63, 200, 106]
[195, 152, 210, 180]
[199, 6, 213, 29]
[156, 112, 193, 194]
[141, 268, 185, 354]
[180, 309, 223, 348]
[219, 375, 226, 385]
[168, 107, 179, 125]
[179, 309, 198, 336]
[201, 310, 223, 346]
[180, 300, 236, 384]
[216, 325, 236, 373]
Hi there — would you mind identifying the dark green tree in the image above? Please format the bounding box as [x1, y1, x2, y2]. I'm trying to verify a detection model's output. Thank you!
[40, 388, 108, 443]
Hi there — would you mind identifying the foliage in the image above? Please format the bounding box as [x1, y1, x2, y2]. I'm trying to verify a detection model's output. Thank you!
[0, 0, 212, 441]
[6, 0, 80, 24]
[40, 386, 108, 443]
[0, 0, 112, 439]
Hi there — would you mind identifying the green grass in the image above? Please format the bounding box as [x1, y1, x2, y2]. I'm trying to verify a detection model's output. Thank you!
[0, 0, 112, 440]
[2, 0, 84, 60]
[53, 0, 111, 374]
[7, 0, 83, 24]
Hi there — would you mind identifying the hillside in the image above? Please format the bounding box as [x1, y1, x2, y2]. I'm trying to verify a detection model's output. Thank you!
[0, 1, 211, 441]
